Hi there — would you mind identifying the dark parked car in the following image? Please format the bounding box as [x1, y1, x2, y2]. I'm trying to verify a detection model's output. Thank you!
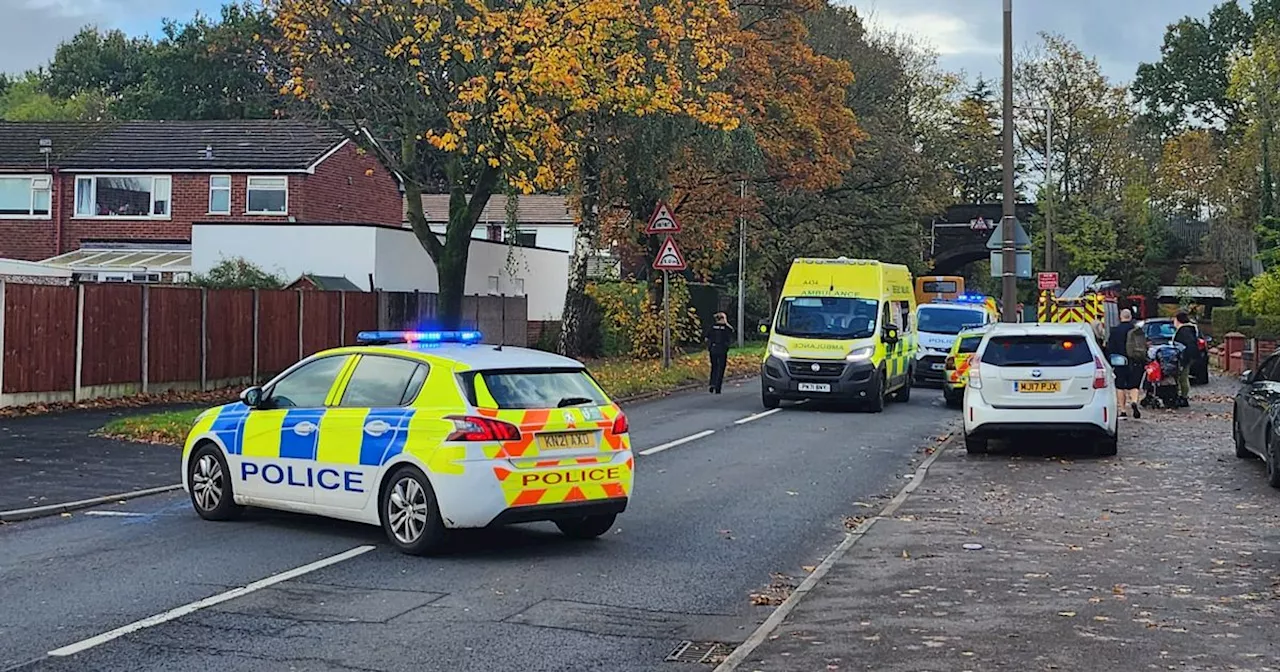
[1233, 354, 1280, 487]
[1135, 318, 1210, 385]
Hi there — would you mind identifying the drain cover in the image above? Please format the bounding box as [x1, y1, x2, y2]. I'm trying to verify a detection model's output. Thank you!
[666, 641, 733, 664]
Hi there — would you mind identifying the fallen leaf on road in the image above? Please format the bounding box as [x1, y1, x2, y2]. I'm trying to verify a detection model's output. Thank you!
[786, 491, 798, 496]
[1058, 611, 1076, 617]
[844, 516, 867, 530]
[901, 550, 911, 560]
[802, 565, 816, 572]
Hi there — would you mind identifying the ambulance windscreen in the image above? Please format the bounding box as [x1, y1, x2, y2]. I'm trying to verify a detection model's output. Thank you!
[775, 297, 878, 340]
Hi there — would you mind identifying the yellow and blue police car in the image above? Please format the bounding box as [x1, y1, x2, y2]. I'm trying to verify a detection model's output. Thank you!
[182, 330, 633, 555]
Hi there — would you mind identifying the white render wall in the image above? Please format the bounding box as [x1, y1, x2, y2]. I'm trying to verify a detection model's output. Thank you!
[192, 224, 568, 319]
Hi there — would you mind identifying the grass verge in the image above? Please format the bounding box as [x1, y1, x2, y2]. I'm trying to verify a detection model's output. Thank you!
[98, 345, 766, 446]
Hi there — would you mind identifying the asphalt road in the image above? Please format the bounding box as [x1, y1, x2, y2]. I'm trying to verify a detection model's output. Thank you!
[0, 378, 955, 672]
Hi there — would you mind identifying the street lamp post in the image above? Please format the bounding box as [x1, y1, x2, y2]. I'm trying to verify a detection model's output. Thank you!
[737, 180, 746, 348]
[1000, 0, 1017, 322]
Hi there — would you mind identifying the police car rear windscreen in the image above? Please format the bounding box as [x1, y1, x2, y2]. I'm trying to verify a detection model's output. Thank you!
[466, 369, 610, 409]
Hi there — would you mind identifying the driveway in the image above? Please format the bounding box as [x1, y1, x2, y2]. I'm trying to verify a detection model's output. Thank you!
[0, 406, 198, 513]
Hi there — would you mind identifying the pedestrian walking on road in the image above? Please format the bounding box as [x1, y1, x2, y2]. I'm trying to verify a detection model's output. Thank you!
[1173, 311, 1197, 407]
[707, 312, 734, 394]
[1106, 308, 1146, 419]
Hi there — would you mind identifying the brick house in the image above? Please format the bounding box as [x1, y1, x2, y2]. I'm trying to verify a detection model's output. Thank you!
[0, 120, 402, 270]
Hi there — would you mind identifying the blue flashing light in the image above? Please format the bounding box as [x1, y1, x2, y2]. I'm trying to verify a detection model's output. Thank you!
[356, 330, 483, 345]
[956, 293, 987, 304]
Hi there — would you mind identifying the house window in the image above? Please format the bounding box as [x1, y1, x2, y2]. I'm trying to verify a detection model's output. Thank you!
[246, 176, 288, 214]
[514, 278, 525, 295]
[515, 229, 538, 247]
[487, 275, 500, 294]
[0, 175, 52, 217]
[74, 176, 171, 218]
[209, 175, 231, 214]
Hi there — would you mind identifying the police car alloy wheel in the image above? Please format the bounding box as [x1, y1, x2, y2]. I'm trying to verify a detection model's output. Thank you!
[188, 444, 243, 521]
[379, 465, 447, 555]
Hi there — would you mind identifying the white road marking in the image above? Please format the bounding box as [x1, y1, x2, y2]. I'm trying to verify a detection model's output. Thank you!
[48, 545, 376, 657]
[83, 511, 149, 518]
[734, 408, 782, 425]
[638, 430, 715, 457]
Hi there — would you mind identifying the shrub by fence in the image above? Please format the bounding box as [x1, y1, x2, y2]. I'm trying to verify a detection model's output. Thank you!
[0, 282, 527, 407]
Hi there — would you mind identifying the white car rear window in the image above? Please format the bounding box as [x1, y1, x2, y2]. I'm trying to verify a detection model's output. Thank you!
[981, 335, 1092, 367]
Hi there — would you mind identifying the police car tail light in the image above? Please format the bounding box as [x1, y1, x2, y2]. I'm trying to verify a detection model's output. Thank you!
[1093, 355, 1107, 389]
[447, 415, 521, 442]
[612, 412, 629, 435]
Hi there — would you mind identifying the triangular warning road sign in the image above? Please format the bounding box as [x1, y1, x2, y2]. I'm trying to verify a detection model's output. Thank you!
[652, 235, 687, 271]
[645, 201, 682, 234]
[985, 218, 1031, 249]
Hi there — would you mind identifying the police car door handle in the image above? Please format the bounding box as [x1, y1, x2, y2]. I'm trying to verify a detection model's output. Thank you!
[364, 420, 391, 437]
[292, 421, 318, 437]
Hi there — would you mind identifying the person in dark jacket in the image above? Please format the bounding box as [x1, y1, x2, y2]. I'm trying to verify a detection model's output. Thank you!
[1173, 311, 1198, 407]
[707, 312, 734, 394]
[1106, 309, 1143, 419]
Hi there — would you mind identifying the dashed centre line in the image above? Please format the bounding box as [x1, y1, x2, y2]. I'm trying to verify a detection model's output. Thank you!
[734, 408, 782, 425]
[638, 430, 716, 456]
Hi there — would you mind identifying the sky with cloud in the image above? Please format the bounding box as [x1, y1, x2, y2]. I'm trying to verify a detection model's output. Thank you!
[3, 0, 1221, 84]
[845, 0, 1220, 85]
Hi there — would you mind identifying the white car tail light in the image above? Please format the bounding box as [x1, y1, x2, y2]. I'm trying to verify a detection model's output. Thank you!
[1093, 356, 1107, 389]
[968, 364, 982, 389]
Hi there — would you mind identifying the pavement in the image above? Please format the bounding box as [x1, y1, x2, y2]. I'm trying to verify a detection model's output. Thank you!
[0, 377, 955, 671]
[0, 405, 204, 513]
[732, 376, 1280, 671]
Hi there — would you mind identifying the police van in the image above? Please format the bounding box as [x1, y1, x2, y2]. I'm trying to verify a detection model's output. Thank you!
[760, 258, 917, 412]
[182, 331, 633, 555]
[913, 295, 997, 387]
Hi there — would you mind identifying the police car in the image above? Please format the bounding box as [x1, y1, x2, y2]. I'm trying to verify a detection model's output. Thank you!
[182, 331, 633, 555]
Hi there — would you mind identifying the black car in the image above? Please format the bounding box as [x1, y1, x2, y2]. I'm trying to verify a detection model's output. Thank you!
[1233, 354, 1280, 487]
[1135, 318, 1211, 385]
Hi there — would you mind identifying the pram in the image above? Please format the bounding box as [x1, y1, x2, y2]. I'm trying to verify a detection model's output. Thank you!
[1140, 342, 1185, 410]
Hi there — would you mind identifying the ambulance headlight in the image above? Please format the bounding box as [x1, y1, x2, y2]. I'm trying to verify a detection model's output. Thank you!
[768, 342, 791, 359]
[846, 346, 874, 362]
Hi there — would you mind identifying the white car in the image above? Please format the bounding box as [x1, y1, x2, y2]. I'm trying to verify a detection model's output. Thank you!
[963, 322, 1118, 456]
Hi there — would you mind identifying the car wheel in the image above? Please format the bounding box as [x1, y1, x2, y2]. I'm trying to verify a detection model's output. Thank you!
[964, 433, 988, 454]
[188, 443, 243, 521]
[866, 373, 886, 414]
[1268, 433, 1280, 490]
[1234, 411, 1253, 459]
[762, 391, 780, 410]
[890, 375, 912, 403]
[380, 465, 448, 556]
[1096, 435, 1118, 457]
[555, 513, 617, 539]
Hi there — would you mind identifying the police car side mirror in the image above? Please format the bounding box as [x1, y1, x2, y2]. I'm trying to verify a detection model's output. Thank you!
[240, 386, 264, 408]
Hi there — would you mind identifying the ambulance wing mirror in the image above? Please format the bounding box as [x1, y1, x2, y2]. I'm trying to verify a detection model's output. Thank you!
[240, 386, 265, 409]
[883, 326, 900, 344]
[758, 320, 770, 335]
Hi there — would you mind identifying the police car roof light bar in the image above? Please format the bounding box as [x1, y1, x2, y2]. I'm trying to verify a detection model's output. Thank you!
[356, 330, 484, 345]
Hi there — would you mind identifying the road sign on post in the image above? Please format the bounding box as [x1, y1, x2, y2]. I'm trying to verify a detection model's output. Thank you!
[985, 219, 1031, 249]
[1038, 272, 1059, 290]
[652, 235, 687, 271]
[645, 201, 682, 234]
[990, 250, 1032, 279]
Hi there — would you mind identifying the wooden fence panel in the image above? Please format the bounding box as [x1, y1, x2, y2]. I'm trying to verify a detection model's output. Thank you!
[206, 289, 255, 381]
[148, 287, 202, 385]
[2, 284, 76, 394]
[302, 292, 343, 357]
[344, 293, 378, 344]
[257, 290, 300, 377]
[81, 285, 143, 387]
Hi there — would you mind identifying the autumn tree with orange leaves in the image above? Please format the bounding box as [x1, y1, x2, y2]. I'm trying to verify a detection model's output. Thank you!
[268, 0, 741, 328]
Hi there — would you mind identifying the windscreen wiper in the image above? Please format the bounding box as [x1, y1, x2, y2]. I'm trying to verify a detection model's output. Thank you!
[557, 396, 595, 408]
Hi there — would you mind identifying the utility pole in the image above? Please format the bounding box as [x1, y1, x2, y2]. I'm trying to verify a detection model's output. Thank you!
[737, 180, 746, 348]
[1000, 0, 1017, 322]
[1044, 105, 1053, 273]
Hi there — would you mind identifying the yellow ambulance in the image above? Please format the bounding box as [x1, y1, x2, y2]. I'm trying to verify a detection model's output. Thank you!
[760, 258, 917, 412]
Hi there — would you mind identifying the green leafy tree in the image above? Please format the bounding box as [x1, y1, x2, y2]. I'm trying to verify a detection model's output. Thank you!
[944, 78, 1006, 204]
[188, 258, 286, 290]
[0, 74, 110, 121]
